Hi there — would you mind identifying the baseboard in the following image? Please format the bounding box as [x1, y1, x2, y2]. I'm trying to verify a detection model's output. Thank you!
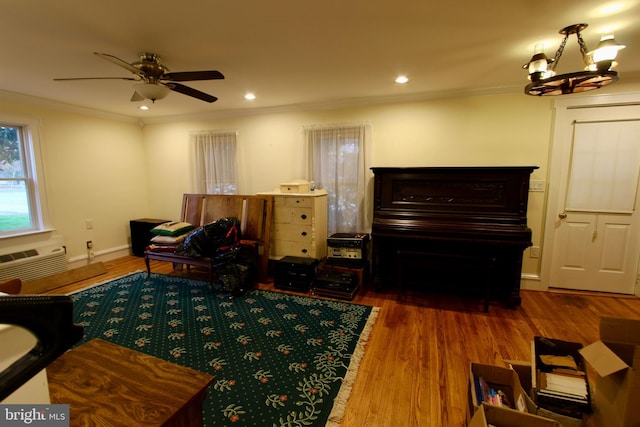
[67, 245, 131, 270]
[520, 273, 543, 291]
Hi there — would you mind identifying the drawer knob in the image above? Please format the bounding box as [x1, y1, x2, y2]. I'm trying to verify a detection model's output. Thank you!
[300, 214, 307, 220]
[301, 249, 308, 254]
[301, 231, 307, 236]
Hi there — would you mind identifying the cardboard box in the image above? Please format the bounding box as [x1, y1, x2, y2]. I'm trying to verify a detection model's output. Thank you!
[578, 317, 640, 427]
[468, 403, 561, 427]
[468, 363, 529, 418]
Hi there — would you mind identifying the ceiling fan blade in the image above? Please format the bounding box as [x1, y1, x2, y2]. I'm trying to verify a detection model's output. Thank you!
[93, 52, 143, 76]
[167, 83, 218, 103]
[54, 77, 138, 81]
[130, 91, 145, 102]
[163, 70, 225, 81]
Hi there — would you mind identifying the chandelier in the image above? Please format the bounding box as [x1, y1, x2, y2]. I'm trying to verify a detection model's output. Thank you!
[524, 23, 625, 96]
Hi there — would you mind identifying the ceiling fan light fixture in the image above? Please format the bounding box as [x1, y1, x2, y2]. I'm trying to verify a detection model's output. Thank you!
[524, 24, 624, 96]
[56, 52, 223, 104]
[134, 83, 171, 102]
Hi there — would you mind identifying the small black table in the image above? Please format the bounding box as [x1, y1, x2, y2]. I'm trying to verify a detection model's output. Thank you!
[129, 218, 169, 257]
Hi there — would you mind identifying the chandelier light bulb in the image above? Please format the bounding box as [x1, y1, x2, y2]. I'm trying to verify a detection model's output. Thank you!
[528, 44, 548, 73]
[593, 35, 625, 63]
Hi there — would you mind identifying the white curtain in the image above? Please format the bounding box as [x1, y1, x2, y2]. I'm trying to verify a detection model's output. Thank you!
[305, 123, 371, 234]
[191, 130, 238, 194]
[567, 120, 640, 213]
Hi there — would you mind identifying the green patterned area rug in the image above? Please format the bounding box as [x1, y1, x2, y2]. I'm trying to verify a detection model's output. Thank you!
[70, 272, 379, 426]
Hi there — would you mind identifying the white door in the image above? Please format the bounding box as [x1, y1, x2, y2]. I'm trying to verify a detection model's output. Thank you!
[544, 95, 640, 294]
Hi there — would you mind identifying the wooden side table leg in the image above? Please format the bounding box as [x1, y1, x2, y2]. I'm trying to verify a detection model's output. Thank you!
[145, 255, 151, 278]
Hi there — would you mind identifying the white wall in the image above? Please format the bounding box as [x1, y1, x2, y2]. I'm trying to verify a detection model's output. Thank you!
[0, 94, 146, 266]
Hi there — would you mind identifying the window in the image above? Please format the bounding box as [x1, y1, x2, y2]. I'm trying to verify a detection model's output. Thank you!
[0, 119, 45, 236]
[191, 130, 238, 194]
[567, 120, 640, 213]
[305, 123, 371, 234]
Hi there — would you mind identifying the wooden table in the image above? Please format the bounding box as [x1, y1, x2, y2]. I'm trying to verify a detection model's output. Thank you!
[47, 339, 214, 427]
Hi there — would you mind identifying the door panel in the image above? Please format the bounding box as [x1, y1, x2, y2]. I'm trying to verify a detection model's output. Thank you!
[552, 214, 592, 280]
[600, 222, 629, 272]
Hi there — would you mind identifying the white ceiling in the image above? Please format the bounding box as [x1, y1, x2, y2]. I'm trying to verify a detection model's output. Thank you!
[1, 0, 638, 120]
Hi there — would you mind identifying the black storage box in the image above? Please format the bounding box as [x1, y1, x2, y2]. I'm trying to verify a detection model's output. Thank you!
[312, 269, 359, 300]
[274, 256, 318, 292]
[130, 218, 170, 257]
[533, 336, 592, 419]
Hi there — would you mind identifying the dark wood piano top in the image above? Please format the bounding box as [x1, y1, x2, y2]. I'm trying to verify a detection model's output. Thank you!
[371, 166, 538, 227]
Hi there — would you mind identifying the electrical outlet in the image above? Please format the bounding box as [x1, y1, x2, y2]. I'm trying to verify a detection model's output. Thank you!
[85, 219, 94, 229]
[86, 240, 93, 249]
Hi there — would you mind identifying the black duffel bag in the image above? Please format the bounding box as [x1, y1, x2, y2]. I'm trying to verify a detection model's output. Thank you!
[177, 217, 240, 258]
[213, 243, 258, 296]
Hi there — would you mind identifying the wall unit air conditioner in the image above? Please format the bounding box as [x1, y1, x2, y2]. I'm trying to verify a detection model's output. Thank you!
[0, 244, 67, 282]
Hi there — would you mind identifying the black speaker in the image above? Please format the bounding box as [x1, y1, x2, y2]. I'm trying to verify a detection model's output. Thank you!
[130, 218, 170, 257]
[312, 269, 359, 300]
[274, 256, 318, 292]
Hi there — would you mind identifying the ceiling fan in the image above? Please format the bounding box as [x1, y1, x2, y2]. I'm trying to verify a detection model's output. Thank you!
[54, 52, 224, 103]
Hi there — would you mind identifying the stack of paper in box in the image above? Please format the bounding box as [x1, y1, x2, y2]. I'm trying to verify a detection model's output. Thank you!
[532, 337, 591, 419]
[537, 367, 588, 403]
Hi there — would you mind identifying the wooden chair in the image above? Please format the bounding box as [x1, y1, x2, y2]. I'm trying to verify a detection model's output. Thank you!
[144, 194, 273, 285]
[0, 278, 22, 294]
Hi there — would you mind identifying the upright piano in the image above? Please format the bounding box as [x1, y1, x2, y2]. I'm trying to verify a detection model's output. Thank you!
[371, 166, 537, 308]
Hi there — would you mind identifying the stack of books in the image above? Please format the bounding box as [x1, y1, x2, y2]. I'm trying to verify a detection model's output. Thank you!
[537, 368, 589, 405]
[474, 376, 514, 409]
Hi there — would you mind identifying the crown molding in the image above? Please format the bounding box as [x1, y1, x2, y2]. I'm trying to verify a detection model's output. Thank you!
[0, 89, 139, 124]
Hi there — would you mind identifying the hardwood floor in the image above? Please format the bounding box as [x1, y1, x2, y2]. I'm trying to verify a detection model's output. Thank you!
[43, 256, 640, 427]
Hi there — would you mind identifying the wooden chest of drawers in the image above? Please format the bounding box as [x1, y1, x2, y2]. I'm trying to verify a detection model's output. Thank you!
[259, 190, 328, 259]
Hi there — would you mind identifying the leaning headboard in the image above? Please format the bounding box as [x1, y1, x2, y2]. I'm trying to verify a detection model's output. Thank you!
[180, 194, 273, 283]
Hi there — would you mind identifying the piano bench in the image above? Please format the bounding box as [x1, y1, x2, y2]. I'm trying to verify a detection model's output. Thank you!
[395, 250, 496, 312]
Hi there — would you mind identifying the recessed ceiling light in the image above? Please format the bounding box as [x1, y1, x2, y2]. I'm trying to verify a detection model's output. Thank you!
[395, 76, 409, 84]
[597, 2, 624, 16]
[244, 93, 256, 100]
[139, 105, 149, 110]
